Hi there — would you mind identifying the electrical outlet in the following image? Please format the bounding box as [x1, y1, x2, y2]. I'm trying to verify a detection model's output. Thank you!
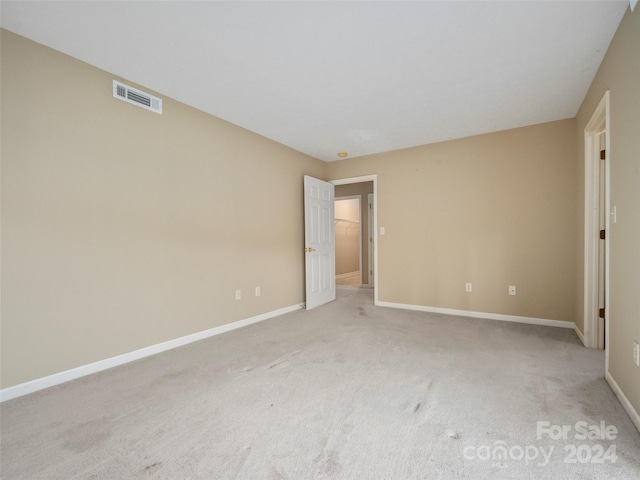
[255, 286, 261, 297]
[465, 283, 472, 292]
[633, 341, 640, 367]
[509, 285, 516, 296]
[235, 290, 241, 301]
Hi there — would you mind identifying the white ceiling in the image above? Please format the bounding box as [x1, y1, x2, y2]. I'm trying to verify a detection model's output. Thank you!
[1, 1, 628, 162]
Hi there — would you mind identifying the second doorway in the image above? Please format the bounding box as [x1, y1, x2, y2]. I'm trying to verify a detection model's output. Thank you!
[335, 181, 374, 287]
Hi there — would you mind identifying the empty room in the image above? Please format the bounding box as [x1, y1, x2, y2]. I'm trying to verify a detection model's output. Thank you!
[1, 1, 639, 478]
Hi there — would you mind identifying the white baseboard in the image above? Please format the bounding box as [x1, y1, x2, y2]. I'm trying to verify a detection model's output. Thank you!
[606, 371, 640, 433]
[376, 301, 575, 329]
[0, 303, 304, 403]
[573, 323, 586, 346]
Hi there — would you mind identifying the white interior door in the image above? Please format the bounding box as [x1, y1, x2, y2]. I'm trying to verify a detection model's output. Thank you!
[304, 176, 335, 309]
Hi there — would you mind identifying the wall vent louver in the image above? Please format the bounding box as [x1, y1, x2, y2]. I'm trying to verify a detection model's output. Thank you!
[113, 80, 162, 114]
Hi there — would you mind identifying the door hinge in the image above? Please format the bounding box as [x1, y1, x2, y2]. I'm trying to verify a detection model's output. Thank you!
[600, 150, 606, 160]
[599, 308, 606, 319]
[599, 229, 606, 240]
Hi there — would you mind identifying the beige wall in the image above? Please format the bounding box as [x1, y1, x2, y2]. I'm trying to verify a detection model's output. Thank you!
[0, 30, 327, 388]
[575, 6, 640, 416]
[335, 182, 374, 284]
[328, 119, 578, 322]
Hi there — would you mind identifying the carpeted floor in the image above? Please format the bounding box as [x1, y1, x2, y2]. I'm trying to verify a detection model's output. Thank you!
[1, 287, 639, 479]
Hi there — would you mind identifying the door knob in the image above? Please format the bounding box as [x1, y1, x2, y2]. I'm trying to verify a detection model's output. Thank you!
[305, 247, 316, 253]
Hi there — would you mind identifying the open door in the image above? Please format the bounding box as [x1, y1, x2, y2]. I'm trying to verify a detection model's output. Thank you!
[304, 176, 335, 309]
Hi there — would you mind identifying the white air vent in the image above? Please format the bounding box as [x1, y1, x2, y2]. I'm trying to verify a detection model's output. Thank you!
[113, 80, 162, 114]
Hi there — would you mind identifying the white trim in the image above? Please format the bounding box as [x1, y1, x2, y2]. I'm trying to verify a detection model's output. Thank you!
[330, 175, 378, 305]
[368, 193, 374, 288]
[377, 301, 575, 329]
[574, 324, 586, 346]
[583, 91, 610, 357]
[0, 303, 303, 402]
[606, 371, 640, 433]
[603, 93, 611, 373]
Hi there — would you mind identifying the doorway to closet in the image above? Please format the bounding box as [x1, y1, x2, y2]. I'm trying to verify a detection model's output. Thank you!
[333, 180, 375, 290]
[335, 197, 361, 286]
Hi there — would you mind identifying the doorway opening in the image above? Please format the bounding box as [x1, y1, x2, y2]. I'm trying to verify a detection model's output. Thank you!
[331, 175, 378, 304]
[335, 196, 362, 286]
[584, 91, 610, 363]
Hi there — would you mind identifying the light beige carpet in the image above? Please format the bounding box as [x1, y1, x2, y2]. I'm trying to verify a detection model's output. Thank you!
[1, 287, 639, 479]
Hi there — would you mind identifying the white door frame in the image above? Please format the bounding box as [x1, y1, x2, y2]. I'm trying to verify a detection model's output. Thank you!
[331, 175, 378, 305]
[368, 193, 374, 288]
[583, 91, 610, 364]
[335, 195, 362, 285]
